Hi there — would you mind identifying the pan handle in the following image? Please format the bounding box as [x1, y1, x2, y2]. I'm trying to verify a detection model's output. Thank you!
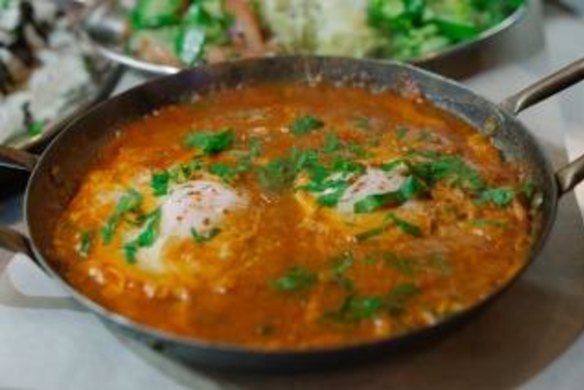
[0, 227, 34, 258]
[0, 146, 38, 171]
[0, 147, 37, 259]
[500, 58, 584, 195]
[500, 58, 584, 115]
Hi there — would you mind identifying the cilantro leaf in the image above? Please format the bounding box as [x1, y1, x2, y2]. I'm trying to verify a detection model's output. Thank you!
[209, 163, 238, 183]
[271, 265, 317, 292]
[341, 295, 385, 320]
[330, 251, 354, 291]
[191, 227, 221, 244]
[183, 128, 234, 154]
[323, 133, 342, 153]
[151, 171, 170, 196]
[123, 208, 162, 264]
[353, 176, 427, 214]
[101, 189, 143, 244]
[77, 230, 92, 258]
[290, 115, 324, 136]
[478, 187, 515, 207]
[387, 212, 423, 237]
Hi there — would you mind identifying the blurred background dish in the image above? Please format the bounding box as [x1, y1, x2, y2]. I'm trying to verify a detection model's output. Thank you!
[82, 0, 527, 75]
[0, 0, 121, 151]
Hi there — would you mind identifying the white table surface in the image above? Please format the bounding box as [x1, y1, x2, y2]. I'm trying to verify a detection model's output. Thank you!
[2, 2, 584, 389]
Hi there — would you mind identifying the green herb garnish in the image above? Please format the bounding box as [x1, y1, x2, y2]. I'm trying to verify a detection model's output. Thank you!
[353, 176, 427, 213]
[77, 230, 92, 258]
[323, 133, 342, 153]
[151, 171, 170, 196]
[271, 265, 317, 292]
[478, 187, 515, 207]
[387, 212, 423, 237]
[123, 208, 162, 264]
[190, 227, 221, 244]
[101, 189, 144, 245]
[183, 128, 234, 154]
[330, 251, 354, 291]
[290, 115, 324, 136]
[209, 163, 238, 183]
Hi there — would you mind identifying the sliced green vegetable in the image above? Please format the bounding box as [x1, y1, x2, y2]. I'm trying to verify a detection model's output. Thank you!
[175, 26, 205, 66]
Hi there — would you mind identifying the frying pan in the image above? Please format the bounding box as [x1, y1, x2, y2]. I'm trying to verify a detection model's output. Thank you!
[0, 57, 583, 372]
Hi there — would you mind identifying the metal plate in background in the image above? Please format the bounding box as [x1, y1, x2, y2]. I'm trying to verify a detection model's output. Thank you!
[81, 0, 529, 77]
[0, 1, 123, 186]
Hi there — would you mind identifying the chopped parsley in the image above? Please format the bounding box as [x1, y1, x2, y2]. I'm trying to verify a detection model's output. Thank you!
[271, 265, 317, 292]
[190, 227, 221, 244]
[101, 189, 143, 245]
[151, 171, 170, 196]
[323, 133, 342, 153]
[336, 295, 385, 321]
[123, 208, 162, 264]
[478, 187, 515, 207]
[353, 176, 427, 213]
[387, 213, 423, 237]
[330, 251, 354, 291]
[409, 154, 484, 192]
[209, 163, 238, 183]
[183, 128, 234, 154]
[290, 115, 325, 136]
[257, 148, 320, 193]
[77, 230, 92, 258]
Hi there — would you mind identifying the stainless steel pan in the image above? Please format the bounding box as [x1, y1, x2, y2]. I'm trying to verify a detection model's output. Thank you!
[0, 56, 583, 372]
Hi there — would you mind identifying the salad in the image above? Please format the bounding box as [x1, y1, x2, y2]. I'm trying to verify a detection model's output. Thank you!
[125, 0, 526, 67]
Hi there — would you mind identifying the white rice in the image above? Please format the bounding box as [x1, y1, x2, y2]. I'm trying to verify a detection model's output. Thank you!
[0, 0, 93, 144]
